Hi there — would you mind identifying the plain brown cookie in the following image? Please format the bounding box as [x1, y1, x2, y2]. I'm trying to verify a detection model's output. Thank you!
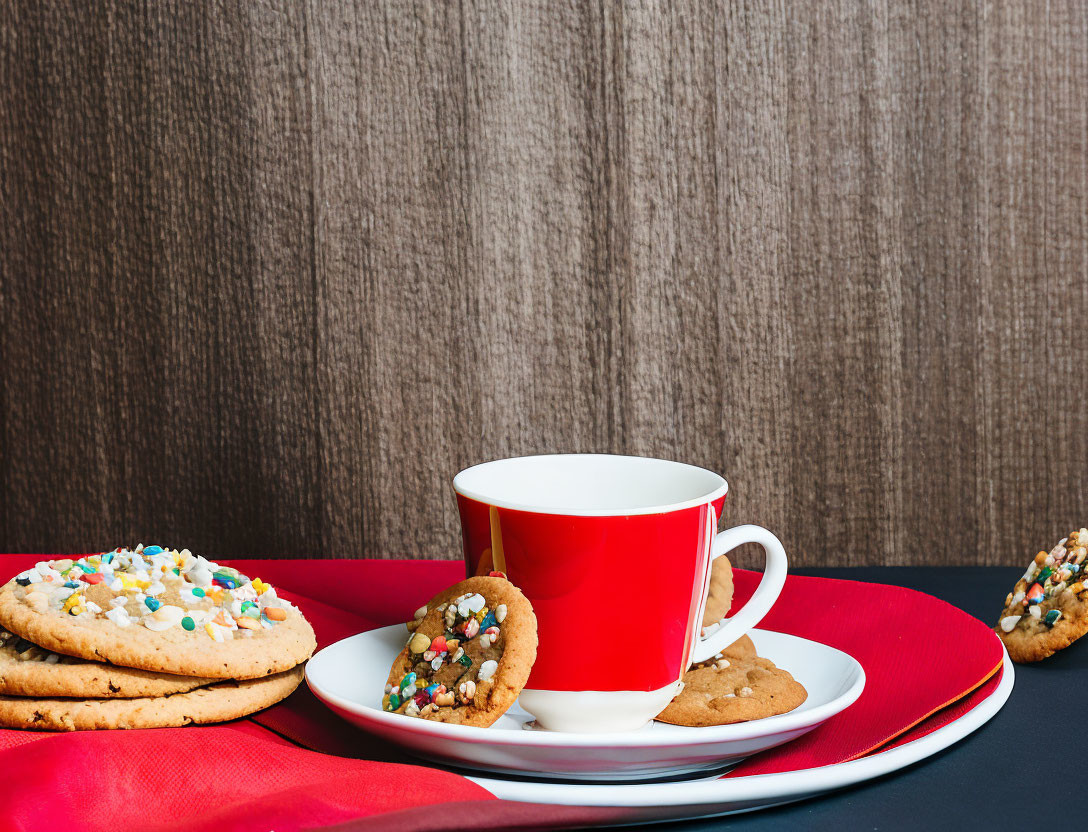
[996, 529, 1088, 663]
[656, 637, 806, 727]
[702, 555, 735, 628]
[0, 628, 214, 698]
[0, 549, 316, 679]
[383, 576, 537, 727]
[0, 664, 304, 731]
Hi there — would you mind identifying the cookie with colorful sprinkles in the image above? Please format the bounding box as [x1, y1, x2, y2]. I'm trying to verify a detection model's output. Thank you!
[655, 635, 807, 727]
[995, 528, 1088, 663]
[0, 546, 316, 679]
[384, 575, 537, 727]
[0, 627, 215, 698]
[0, 664, 304, 731]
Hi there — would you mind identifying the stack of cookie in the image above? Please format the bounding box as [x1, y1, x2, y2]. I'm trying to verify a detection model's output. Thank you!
[0, 546, 315, 730]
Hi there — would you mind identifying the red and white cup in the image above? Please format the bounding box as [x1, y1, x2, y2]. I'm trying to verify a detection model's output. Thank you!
[454, 454, 787, 732]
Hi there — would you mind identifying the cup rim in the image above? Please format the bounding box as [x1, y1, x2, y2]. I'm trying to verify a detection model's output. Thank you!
[453, 453, 728, 517]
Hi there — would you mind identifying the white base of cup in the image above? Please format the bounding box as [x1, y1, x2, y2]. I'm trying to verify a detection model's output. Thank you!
[518, 681, 683, 732]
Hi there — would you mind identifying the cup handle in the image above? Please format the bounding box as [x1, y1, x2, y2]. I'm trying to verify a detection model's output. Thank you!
[689, 524, 788, 664]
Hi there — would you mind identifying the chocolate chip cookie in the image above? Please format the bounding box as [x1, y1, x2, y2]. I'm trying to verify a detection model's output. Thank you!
[655, 635, 807, 727]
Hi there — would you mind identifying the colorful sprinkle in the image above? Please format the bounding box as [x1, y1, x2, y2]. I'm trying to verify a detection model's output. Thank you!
[204, 622, 226, 642]
[144, 597, 161, 612]
[999, 615, 1021, 632]
[181, 616, 196, 631]
[1044, 609, 1062, 626]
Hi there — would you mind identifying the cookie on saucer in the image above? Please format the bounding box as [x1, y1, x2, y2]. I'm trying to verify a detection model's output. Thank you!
[995, 529, 1088, 663]
[384, 576, 537, 727]
[655, 635, 807, 727]
[0, 627, 215, 698]
[0, 546, 316, 679]
[0, 664, 304, 731]
[702, 555, 734, 629]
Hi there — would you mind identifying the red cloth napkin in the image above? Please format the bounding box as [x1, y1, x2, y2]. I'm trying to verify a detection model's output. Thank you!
[0, 556, 1003, 832]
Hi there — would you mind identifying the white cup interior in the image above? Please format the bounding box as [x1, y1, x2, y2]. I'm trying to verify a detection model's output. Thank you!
[453, 454, 727, 516]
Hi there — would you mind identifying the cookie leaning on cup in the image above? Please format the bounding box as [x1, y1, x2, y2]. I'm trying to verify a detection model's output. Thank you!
[384, 576, 537, 727]
[0, 546, 316, 679]
[995, 528, 1088, 663]
[702, 554, 734, 629]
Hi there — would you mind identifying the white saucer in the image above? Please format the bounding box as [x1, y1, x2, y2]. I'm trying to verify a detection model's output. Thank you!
[466, 650, 1013, 823]
[305, 625, 865, 781]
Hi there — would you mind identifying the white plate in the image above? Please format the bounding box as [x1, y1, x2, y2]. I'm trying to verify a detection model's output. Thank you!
[305, 625, 865, 781]
[468, 649, 1013, 824]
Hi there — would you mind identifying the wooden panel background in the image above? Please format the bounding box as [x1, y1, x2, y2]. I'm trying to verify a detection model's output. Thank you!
[2, 1, 1087, 565]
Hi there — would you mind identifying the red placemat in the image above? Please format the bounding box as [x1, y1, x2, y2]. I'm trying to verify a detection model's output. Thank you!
[0, 556, 1003, 832]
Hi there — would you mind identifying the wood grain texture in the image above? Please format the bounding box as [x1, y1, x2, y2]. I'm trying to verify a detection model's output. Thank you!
[2, 1, 1087, 566]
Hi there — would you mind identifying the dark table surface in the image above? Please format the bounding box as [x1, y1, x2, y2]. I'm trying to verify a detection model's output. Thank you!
[658, 567, 1082, 831]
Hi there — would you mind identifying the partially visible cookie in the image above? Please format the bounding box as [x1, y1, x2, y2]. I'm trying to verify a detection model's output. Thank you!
[996, 529, 1088, 663]
[0, 628, 214, 698]
[384, 576, 537, 727]
[0, 546, 316, 679]
[0, 665, 304, 731]
[656, 637, 806, 727]
[702, 555, 735, 628]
